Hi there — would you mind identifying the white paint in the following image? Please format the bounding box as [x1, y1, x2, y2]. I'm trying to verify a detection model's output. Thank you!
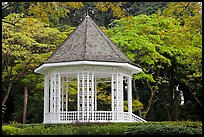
[34, 61, 142, 74]
[42, 66, 146, 123]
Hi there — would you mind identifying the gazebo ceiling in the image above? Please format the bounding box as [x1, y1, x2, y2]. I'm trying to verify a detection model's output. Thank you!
[34, 15, 142, 74]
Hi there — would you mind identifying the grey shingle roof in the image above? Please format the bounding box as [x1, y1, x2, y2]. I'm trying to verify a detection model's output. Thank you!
[45, 15, 133, 64]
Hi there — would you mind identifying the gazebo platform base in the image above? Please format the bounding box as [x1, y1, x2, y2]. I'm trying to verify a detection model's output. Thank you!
[43, 111, 146, 124]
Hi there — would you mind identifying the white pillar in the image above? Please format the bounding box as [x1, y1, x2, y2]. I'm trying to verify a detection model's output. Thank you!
[77, 72, 80, 120]
[44, 76, 49, 122]
[66, 77, 68, 112]
[53, 73, 56, 121]
[111, 73, 117, 121]
[87, 72, 89, 122]
[116, 73, 124, 121]
[61, 77, 64, 112]
[91, 73, 94, 121]
[127, 76, 132, 115]
[50, 74, 54, 121]
[82, 72, 85, 121]
[111, 74, 114, 121]
[94, 78, 97, 111]
[58, 74, 61, 121]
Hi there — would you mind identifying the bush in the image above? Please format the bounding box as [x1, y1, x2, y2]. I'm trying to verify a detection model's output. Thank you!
[2, 126, 20, 135]
[73, 124, 128, 135]
[17, 125, 48, 135]
[17, 124, 76, 135]
[45, 125, 76, 135]
[4, 121, 202, 135]
[124, 124, 202, 135]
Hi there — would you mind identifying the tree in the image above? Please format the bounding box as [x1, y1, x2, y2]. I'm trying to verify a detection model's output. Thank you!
[122, 2, 168, 16]
[160, 2, 202, 120]
[2, 13, 74, 123]
[105, 12, 201, 120]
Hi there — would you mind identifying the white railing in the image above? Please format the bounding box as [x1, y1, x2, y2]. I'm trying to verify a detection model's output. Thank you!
[44, 111, 146, 123]
[132, 113, 147, 122]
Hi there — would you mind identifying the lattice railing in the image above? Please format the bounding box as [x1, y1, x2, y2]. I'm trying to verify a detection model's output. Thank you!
[44, 111, 146, 123]
[131, 113, 147, 122]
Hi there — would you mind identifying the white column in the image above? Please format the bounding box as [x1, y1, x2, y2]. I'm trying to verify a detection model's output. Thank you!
[82, 72, 85, 121]
[87, 72, 89, 122]
[50, 74, 54, 121]
[116, 73, 119, 120]
[111, 73, 117, 121]
[94, 78, 97, 111]
[44, 76, 48, 122]
[91, 73, 94, 121]
[117, 74, 124, 121]
[77, 73, 80, 120]
[58, 74, 61, 121]
[111, 74, 114, 121]
[53, 73, 57, 121]
[61, 77, 64, 112]
[53, 74, 56, 114]
[127, 76, 132, 113]
[66, 77, 68, 112]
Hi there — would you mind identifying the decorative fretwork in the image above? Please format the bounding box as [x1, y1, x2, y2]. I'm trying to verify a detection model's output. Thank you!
[117, 73, 124, 121]
[111, 74, 117, 120]
[77, 72, 95, 122]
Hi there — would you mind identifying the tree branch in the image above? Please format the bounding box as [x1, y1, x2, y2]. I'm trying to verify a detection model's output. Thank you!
[188, 84, 202, 107]
[2, 20, 16, 26]
[2, 17, 23, 26]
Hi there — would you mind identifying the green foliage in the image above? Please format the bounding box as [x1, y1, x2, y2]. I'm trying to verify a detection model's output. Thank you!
[106, 11, 202, 120]
[2, 2, 202, 123]
[96, 82, 111, 111]
[124, 123, 202, 135]
[122, 2, 168, 16]
[28, 2, 84, 23]
[17, 125, 48, 135]
[4, 121, 202, 135]
[2, 126, 20, 135]
[73, 124, 128, 135]
[124, 99, 143, 113]
[17, 125, 75, 135]
[2, 13, 74, 123]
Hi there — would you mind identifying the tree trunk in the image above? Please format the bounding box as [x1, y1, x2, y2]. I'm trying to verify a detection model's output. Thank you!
[162, 89, 171, 121]
[2, 82, 12, 105]
[142, 80, 155, 119]
[132, 79, 142, 117]
[169, 73, 179, 121]
[173, 90, 180, 121]
[188, 85, 202, 108]
[23, 86, 28, 124]
[170, 89, 180, 121]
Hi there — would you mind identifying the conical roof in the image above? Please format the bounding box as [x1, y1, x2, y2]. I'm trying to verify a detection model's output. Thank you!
[44, 15, 133, 64]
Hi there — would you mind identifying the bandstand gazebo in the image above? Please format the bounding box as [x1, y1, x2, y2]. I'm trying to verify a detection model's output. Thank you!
[34, 15, 146, 123]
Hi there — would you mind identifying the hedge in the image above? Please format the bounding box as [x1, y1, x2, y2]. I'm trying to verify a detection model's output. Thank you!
[124, 124, 202, 135]
[2, 126, 20, 135]
[2, 121, 202, 135]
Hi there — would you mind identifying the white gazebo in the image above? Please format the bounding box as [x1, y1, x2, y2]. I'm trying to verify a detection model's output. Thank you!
[34, 15, 146, 123]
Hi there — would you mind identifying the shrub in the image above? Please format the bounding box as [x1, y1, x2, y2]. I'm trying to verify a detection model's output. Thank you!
[17, 124, 76, 135]
[124, 124, 202, 135]
[45, 125, 76, 135]
[6, 121, 202, 135]
[72, 123, 128, 135]
[17, 125, 48, 135]
[2, 126, 20, 135]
